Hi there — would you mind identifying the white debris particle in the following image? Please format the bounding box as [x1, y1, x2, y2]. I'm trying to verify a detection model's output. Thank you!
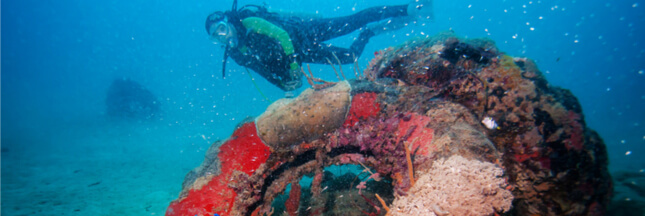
[626, 151, 632, 156]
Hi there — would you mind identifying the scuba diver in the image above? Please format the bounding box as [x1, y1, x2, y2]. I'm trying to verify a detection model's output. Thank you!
[206, 0, 434, 92]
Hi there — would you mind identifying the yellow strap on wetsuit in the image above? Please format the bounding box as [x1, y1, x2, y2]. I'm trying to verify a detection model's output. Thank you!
[242, 17, 299, 70]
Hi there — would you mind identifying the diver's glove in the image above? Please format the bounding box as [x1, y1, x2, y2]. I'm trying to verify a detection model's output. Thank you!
[281, 62, 303, 92]
[282, 79, 301, 98]
[282, 79, 302, 91]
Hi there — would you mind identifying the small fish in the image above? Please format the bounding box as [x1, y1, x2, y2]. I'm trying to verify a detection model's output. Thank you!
[482, 117, 499, 130]
[88, 181, 101, 187]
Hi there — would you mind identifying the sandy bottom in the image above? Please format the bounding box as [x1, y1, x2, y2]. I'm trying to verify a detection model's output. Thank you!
[1, 117, 227, 216]
[2, 116, 642, 215]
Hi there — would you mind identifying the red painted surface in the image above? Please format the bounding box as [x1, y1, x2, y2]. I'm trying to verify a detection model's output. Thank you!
[514, 151, 539, 163]
[166, 122, 272, 216]
[397, 113, 434, 156]
[343, 92, 381, 127]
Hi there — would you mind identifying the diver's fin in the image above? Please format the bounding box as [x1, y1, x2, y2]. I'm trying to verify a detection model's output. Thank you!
[366, 16, 415, 36]
[407, 0, 435, 21]
[367, 0, 435, 36]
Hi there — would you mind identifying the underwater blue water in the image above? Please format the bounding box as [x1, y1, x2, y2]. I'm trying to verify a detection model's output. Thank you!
[2, 0, 644, 215]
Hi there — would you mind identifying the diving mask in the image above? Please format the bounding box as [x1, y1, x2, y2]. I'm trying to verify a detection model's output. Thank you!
[205, 12, 239, 47]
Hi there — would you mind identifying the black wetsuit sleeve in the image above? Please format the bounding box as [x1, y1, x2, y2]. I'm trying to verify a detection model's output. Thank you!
[226, 38, 293, 90]
[229, 52, 291, 90]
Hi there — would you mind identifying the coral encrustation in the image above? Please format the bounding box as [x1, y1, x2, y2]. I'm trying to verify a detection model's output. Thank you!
[167, 32, 611, 216]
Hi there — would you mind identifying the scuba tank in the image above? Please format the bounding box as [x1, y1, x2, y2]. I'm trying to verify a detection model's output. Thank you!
[219, 0, 308, 79]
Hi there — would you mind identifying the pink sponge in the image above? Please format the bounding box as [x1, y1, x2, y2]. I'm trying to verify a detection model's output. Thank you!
[390, 155, 513, 215]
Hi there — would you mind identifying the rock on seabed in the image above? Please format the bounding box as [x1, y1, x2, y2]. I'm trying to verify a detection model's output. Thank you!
[167, 32, 611, 216]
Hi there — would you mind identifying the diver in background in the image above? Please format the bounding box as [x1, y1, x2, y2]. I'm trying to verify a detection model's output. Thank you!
[206, 0, 434, 92]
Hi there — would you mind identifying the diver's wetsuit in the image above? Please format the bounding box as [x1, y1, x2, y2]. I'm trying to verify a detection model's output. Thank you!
[226, 5, 409, 91]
